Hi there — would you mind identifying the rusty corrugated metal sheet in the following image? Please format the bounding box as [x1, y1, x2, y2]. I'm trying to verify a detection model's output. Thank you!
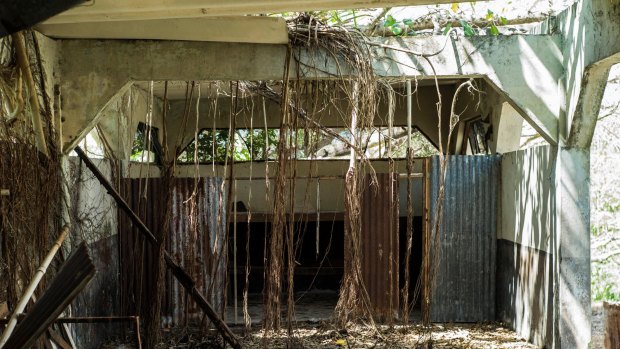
[168, 178, 227, 325]
[429, 155, 499, 322]
[119, 177, 227, 326]
[119, 177, 165, 320]
[360, 173, 399, 321]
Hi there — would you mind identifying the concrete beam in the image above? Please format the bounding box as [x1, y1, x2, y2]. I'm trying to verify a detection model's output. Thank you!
[45, 0, 468, 24]
[36, 17, 289, 44]
[554, 0, 620, 147]
[163, 84, 471, 156]
[60, 35, 563, 151]
[359, 35, 563, 144]
[96, 86, 163, 160]
[59, 40, 287, 151]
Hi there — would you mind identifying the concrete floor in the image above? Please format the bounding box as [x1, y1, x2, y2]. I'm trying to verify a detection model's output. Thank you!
[225, 290, 339, 325]
[225, 290, 425, 325]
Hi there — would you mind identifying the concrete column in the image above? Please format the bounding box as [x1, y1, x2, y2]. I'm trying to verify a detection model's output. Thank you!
[555, 146, 591, 348]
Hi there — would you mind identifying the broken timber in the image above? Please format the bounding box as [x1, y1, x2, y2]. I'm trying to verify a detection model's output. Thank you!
[73, 146, 241, 349]
[0, 225, 70, 347]
[2, 242, 95, 349]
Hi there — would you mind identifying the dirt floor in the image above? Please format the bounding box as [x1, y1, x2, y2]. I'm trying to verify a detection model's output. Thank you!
[103, 303, 610, 348]
[153, 322, 536, 349]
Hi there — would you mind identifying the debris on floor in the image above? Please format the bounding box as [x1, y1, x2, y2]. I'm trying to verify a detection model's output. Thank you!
[103, 322, 536, 349]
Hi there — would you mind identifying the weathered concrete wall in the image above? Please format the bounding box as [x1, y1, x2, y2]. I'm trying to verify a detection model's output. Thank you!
[97, 86, 164, 160]
[125, 159, 426, 215]
[67, 157, 121, 349]
[500, 145, 556, 251]
[497, 145, 556, 347]
[489, 102, 524, 154]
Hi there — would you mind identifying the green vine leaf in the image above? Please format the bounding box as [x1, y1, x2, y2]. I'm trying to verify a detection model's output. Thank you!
[384, 15, 396, 27]
[460, 20, 475, 37]
[489, 24, 500, 36]
[391, 24, 403, 36]
[442, 23, 453, 35]
[485, 9, 494, 21]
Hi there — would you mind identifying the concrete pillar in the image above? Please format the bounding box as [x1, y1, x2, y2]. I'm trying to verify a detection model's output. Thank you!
[555, 146, 591, 348]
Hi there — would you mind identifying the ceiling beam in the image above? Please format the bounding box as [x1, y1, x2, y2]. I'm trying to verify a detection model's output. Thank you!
[36, 17, 289, 44]
[59, 34, 562, 151]
[45, 0, 472, 24]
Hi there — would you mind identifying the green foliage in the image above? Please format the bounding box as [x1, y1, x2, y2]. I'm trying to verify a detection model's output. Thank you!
[306, 10, 370, 29]
[460, 20, 475, 37]
[384, 14, 396, 27]
[180, 129, 230, 162]
[178, 128, 280, 163]
[441, 7, 508, 36]
[131, 127, 146, 161]
[592, 265, 620, 301]
[382, 15, 419, 36]
[603, 201, 620, 213]
[131, 123, 159, 163]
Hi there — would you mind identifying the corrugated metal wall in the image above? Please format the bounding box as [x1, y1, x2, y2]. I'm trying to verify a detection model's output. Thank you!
[119, 177, 166, 321]
[119, 177, 227, 326]
[168, 178, 227, 324]
[429, 155, 500, 322]
[361, 173, 399, 321]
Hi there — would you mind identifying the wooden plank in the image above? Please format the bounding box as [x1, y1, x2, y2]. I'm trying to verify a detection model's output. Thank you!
[3, 243, 95, 349]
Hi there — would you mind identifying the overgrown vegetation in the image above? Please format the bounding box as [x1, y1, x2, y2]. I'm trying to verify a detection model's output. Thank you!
[0, 32, 61, 312]
[591, 66, 620, 302]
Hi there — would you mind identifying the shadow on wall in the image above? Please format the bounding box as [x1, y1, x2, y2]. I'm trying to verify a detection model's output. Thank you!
[497, 145, 556, 348]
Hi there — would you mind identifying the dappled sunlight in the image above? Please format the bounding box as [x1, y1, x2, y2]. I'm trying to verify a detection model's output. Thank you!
[237, 323, 536, 348]
[497, 145, 555, 346]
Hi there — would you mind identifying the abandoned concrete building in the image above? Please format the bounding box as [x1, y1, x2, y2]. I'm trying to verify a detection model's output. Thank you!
[0, 0, 619, 348]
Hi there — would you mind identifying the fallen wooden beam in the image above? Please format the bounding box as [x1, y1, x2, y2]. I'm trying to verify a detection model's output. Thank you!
[73, 146, 241, 349]
[2, 242, 95, 349]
